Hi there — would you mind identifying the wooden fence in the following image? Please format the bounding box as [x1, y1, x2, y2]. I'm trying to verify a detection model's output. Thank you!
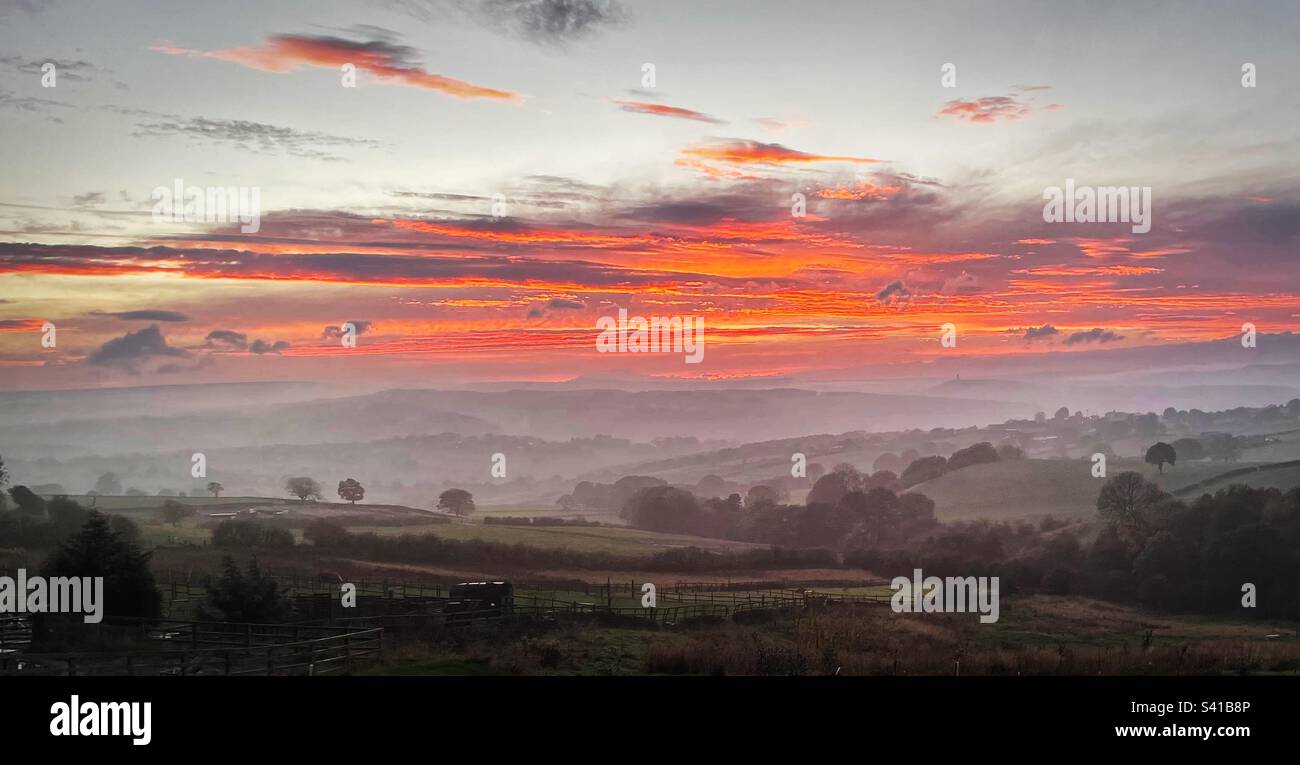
[0, 617, 382, 676]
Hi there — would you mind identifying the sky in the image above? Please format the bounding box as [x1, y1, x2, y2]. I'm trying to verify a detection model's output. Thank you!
[1, 0, 1298, 390]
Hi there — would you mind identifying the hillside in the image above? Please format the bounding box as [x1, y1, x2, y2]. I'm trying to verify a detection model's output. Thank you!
[912, 458, 1269, 521]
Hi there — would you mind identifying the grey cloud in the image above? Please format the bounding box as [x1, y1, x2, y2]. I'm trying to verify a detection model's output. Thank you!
[87, 325, 188, 371]
[204, 329, 249, 349]
[874, 280, 910, 305]
[1023, 324, 1059, 341]
[1065, 328, 1124, 345]
[73, 192, 107, 207]
[249, 339, 290, 354]
[390, 0, 627, 44]
[98, 309, 191, 322]
[132, 116, 380, 161]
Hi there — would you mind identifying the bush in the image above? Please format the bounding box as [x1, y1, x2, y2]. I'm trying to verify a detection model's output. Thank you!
[899, 456, 947, 488]
[947, 442, 1000, 471]
[201, 556, 292, 622]
[212, 519, 295, 549]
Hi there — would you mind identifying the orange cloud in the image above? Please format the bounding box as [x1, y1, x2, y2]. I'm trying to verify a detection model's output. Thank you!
[613, 99, 725, 124]
[679, 139, 882, 167]
[937, 95, 1057, 123]
[152, 35, 521, 101]
[816, 182, 903, 201]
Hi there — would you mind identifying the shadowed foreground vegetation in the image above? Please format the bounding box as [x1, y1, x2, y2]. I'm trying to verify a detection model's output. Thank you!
[374, 595, 1299, 676]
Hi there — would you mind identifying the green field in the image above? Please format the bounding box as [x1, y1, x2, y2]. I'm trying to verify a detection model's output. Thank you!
[913, 458, 1271, 520]
[52, 495, 292, 513]
[342, 521, 763, 556]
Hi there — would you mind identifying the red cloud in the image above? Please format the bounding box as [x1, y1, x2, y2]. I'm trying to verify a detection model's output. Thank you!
[613, 99, 726, 124]
[936, 95, 1062, 123]
[681, 139, 881, 165]
[152, 35, 521, 101]
[816, 182, 902, 201]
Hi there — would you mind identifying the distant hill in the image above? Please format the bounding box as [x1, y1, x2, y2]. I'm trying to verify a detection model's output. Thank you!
[912, 458, 1269, 521]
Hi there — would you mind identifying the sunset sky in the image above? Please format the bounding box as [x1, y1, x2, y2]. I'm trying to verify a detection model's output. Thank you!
[1, 0, 1298, 389]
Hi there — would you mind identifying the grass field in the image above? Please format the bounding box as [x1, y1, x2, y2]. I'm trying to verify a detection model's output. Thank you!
[913, 458, 1271, 520]
[316, 521, 761, 556]
[474, 503, 622, 522]
[373, 593, 1300, 676]
[54, 495, 291, 512]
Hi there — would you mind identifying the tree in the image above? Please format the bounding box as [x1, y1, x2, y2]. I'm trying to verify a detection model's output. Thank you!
[947, 442, 1000, 471]
[47, 496, 90, 536]
[1204, 433, 1241, 462]
[996, 443, 1026, 461]
[207, 481, 224, 498]
[1096, 472, 1166, 535]
[744, 484, 783, 510]
[109, 514, 142, 544]
[872, 452, 903, 474]
[201, 556, 291, 623]
[1170, 438, 1205, 462]
[285, 476, 323, 502]
[8, 485, 46, 517]
[1144, 441, 1177, 473]
[807, 465, 862, 507]
[437, 488, 475, 516]
[35, 512, 161, 647]
[159, 499, 196, 526]
[621, 485, 702, 533]
[1054, 406, 1070, 420]
[337, 478, 365, 504]
[899, 455, 947, 488]
[212, 519, 294, 548]
[93, 472, 122, 496]
[0, 455, 8, 510]
[304, 518, 350, 547]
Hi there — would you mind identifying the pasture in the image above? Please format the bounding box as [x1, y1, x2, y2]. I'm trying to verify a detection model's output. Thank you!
[912, 458, 1269, 520]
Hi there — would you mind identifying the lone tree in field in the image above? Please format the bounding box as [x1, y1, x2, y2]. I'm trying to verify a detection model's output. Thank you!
[1096, 471, 1165, 534]
[207, 481, 224, 498]
[159, 499, 196, 526]
[94, 472, 122, 496]
[437, 488, 475, 516]
[285, 476, 323, 502]
[337, 478, 365, 504]
[1144, 441, 1177, 474]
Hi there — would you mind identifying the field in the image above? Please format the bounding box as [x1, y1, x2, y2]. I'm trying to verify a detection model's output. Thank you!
[912, 458, 1269, 520]
[346, 521, 763, 556]
[54, 493, 765, 560]
[375, 593, 1300, 676]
